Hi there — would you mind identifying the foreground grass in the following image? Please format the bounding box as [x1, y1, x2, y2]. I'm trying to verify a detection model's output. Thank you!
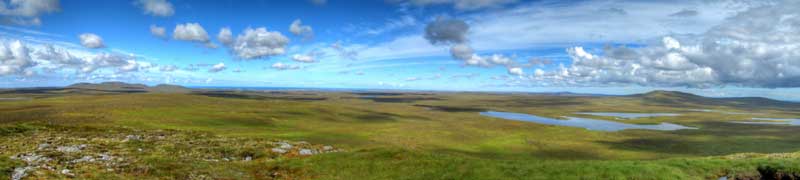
[283, 148, 800, 180]
[2, 124, 799, 179]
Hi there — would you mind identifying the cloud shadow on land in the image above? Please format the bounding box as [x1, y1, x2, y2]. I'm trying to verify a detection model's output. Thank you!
[598, 121, 800, 156]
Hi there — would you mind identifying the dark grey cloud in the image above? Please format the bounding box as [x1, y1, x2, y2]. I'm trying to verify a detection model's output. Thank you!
[669, 9, 699, 17]
[424, 18, 469, 45]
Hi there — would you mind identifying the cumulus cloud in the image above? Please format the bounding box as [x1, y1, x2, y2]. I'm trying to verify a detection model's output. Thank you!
[78, 33, 105, 48]
[229, 27, 289, 59]
[424, 18, 469, 45]
[150, 25, 167, 38]
[401, 0, 516, 11]
[208, 62, 226, 73]
[291, 53, 315, 63]
[507, 67, 523, 76]
[35, 45, 143, 74]
[217, 27, 233, 46]
[271, 62, 300, 70]
[526, 1, 800, 88]
[0, 40, 36, 76]
[289, 19, 313, 39]
[84, 53, 142, 73]
[173, 23, 215, 48]
[427, 18, 519, 75]
[0, 0, 59, 25]
[136, 0, 174, 17]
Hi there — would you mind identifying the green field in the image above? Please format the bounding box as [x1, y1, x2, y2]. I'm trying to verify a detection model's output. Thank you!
[2, 85, 800, 179]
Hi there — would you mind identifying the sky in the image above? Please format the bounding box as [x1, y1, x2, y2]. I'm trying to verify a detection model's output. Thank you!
[2, 0, 800, 101]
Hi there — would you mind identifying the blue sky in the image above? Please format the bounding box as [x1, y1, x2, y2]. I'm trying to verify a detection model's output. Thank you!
[2, 0, 800, 101]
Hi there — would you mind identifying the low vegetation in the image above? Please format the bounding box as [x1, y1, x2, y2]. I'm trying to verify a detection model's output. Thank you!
[1, 83, 799, 179]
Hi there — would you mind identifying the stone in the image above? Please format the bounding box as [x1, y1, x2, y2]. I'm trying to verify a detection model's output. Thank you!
[61, 169, 75, 176]
[124, 135, 142, 142]
[11, 167, 32, 180]
[271, 148, 287, 154]
[277, 142, 293, 149]
[71, 156, 95, 163]
[37, 143, 50, 150]
[299, 149, 314, 155]
[57, 145, 83, 153]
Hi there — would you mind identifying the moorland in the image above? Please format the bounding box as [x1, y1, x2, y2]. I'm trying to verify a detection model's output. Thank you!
[2, 82, 800, 179]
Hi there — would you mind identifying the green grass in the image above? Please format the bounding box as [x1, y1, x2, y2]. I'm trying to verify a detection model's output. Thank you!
[1, 90, 800, 179]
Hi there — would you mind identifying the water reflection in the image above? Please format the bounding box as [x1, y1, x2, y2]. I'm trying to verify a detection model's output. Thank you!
[481, 111, 697, 132]
[574, 112, 680, 119]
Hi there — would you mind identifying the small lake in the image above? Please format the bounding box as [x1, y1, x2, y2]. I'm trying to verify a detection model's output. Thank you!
[480, 111, 697, 132]
[732, 118, 800, 126]
[574, 112, 680, 119]
[688, 109, 762, 115]
[0, 97, 30, 101]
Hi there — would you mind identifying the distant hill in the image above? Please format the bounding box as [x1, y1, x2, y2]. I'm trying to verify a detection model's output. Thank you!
[630, 90, 799, 109]
[67, 82, 191, 93]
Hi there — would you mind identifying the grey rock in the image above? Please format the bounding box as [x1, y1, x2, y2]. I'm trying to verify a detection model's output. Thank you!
[71, 156, 95, 163]
[11, 167, 32, 180]
[61, 169, 75, 176]
[299, 149, 314, 155]
[271, 148, 287, 154]
[277, 142, 293, 149]
[12, 153, 50, 164]
[37, 143, 50, 150]
[124, 135, 142, 142]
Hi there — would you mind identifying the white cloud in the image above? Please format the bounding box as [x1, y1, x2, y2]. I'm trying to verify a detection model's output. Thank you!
[524, 0, 800, 88]
[34, 44, 145, 74]
[217, 27, 233, 46]
[401, 0, 516, 11]
[289, 19, 313, 39]
[0, 0, 60, 25]
[136, 0, 174, 17]
[507, 67, 523, 76]
[208, 62, 226, 73]
[78, 33, 104, 48]
[0, 40, 36, 76]
[466, 0, 765, 51]
[150, 24, 166, 38]
[83, 53, 141, 73]
[405, 77, 421, 81]
[173, 23, 215, 48]
[271, 62, 300, 70]
[291, 53, 315, 63]
[230, 27, 289, 59]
